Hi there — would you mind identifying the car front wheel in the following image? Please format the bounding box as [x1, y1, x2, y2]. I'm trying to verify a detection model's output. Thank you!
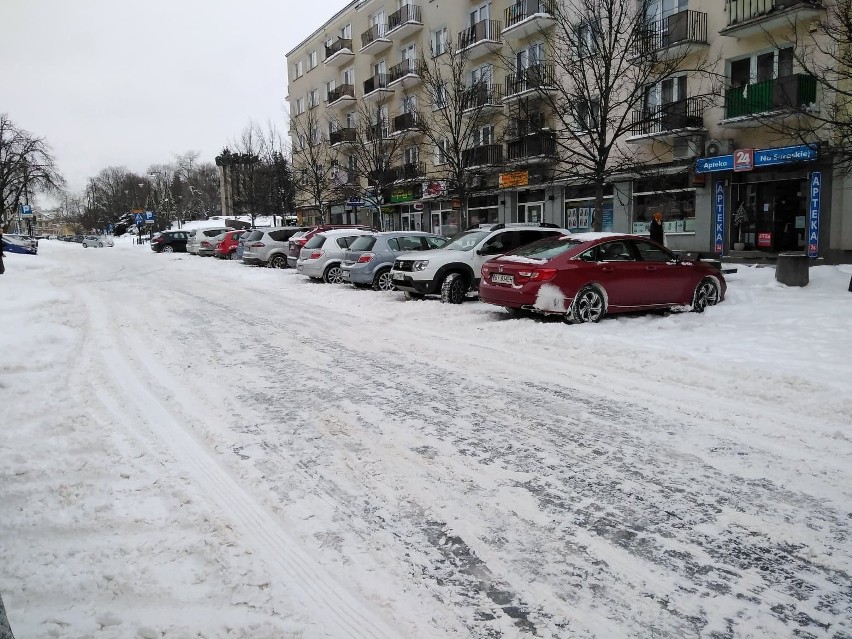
[229, 251, 239, 260]
[570, 286, 605, 323]
[162, 245, 174, 253]
[269, 255, 287, 269]
[323, 264, 344, 284]
[440, 272, 468, 304]
[692, 278, 720, 313]
[373, 269, 395, 291]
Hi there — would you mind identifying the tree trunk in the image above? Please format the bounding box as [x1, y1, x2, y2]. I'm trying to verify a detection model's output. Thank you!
[593, 182, 605, 232]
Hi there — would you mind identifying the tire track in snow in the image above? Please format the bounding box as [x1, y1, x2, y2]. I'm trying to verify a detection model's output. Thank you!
[78, 288, 402, 639]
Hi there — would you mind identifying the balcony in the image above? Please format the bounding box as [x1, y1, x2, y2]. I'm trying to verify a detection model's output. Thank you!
[627, 97, 706, 141]
[327, 84, 355, 109]
[363, 74, 394, 102]
[462, 144, 504, 169]
[324, 38, 354, 67]
[386, 4, 423, 39]
[723, 73, 817, 124]
[502, 0, 557, 40]
[330, 128, 357, 147]
[721, 0, 825, 37]
[392, 162, 426, 181]
[458, 19, 502, 60]
[506, 132, 556, 163]
[360, 24, 392, 54]
[462, 84, 504, 113]
[391, 112, 420, 135]
[636, 11, 709, 57]
[388, 59, 424, 89]
[504, 64, 557, 102]
[368, 167, 397, 186]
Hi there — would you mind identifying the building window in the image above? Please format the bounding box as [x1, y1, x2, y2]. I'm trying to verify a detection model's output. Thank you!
[434, 138, 450, 165]
[308, 89, 320, 109]
[293, 59, 304, 79]
[403, 146, 419, 166]
[573, 97, 600, 132]
[308, 50, 318, 70]
[431, 27, 448, 57]
[574, 20, 598, 58]
[632, 175, 695, 234]
[471, 124, 494, 146]
[432, 82, 448, 109]
[294, 97, 305, 115]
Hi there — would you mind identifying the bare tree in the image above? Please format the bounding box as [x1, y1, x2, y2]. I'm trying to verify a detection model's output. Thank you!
[415, 43, 504, 229]
[759, 0, 852, 172]
[290, 108, 349, 224]
[509, 0, 717, 230]
[0, 114, 64, 228]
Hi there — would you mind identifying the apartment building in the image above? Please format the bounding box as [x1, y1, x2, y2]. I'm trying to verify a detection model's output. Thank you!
[286, 0, 851, 260]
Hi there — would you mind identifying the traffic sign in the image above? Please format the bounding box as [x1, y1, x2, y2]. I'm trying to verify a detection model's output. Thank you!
[134, 213, 144, 225]
[20, 204, 33, 218]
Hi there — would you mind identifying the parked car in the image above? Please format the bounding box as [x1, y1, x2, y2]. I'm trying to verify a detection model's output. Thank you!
[187, 227, 231, 255]
[287, 224, 373, 268]
[390, 223, 569, 303]
[81, 235, 114, 248]
[1, 234, 38, 255]
[296, 228, 374, 283]
[150, 230, 190, 253]
[341, 231, 447, 291]
[242, 226, 308, 268]
[198, 231, 228, 257]
[479, 233, 726, 322]
[214, 230, 245, 259]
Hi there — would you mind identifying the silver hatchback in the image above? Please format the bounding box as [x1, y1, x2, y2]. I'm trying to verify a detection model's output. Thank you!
[296, 229, 374, 283]
[187, 227, 231, 255]
[341, 231, 447, 290]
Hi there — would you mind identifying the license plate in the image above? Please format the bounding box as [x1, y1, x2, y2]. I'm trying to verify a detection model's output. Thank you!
[392, 272, 405, 281]
[492, 273, 514, 284]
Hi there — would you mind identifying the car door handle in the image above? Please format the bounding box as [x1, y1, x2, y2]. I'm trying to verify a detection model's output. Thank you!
[645, 266, 657, 271]
[601, 266, 614, 273]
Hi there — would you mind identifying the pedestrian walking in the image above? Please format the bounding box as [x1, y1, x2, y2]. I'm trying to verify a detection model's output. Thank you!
[649, 212, 665, 246]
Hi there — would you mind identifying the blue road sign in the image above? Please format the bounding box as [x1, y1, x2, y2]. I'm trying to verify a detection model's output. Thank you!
[20, 204, 33, 217]
[808, 172, 821, 258]
[134, 213, 144, 225]
[714, 180, 725, 254]
[144, 211, 155, 222]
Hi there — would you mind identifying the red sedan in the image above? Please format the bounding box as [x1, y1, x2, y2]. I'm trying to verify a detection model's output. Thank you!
[214, 230, 245, 260]
[479, 233, 726, 323]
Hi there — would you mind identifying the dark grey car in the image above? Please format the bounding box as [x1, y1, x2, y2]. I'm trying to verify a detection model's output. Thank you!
[341, 231, 447, 290]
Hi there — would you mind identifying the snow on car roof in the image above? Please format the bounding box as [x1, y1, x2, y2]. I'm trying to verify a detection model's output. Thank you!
[567, 232, 633, 242]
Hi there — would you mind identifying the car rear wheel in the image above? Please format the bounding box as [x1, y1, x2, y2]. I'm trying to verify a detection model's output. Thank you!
[269, 254, 287, 269]
[323, 264, 344, 284]
[440, 272, 468, 304]
[692, 278, 720, 313]
[229, 251, 239, 260]
[98, 242, 103, 247]
[162, 245, 174, 253]
[373, 269, 395, 291]
[569, 286, 605, 323]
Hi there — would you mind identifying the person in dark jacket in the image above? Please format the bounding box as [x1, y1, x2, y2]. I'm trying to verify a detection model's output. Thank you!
[0, 228, 5, 275]
[649, 212, 665, 246]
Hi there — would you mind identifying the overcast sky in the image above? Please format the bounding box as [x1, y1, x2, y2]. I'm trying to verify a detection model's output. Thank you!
[1, 0, 346, 199]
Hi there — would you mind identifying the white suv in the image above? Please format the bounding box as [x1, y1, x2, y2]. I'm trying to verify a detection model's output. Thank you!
[390, 223, 569, 303]
[187, 227, 231, 255]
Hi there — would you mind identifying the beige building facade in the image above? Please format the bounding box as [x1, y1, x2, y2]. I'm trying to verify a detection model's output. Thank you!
[286, 0, 852, 261]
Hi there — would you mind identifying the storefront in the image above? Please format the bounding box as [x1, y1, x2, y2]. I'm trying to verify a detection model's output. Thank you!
[630, 174, 695, 238]
[564, 185, 615, 232]
[695, 144, 823, 255]
[428, 200, 462, 237]
[467, 193, 499, 227]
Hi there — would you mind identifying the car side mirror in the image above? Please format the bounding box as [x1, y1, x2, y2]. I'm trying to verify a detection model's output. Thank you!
[475, 249, 483, 255]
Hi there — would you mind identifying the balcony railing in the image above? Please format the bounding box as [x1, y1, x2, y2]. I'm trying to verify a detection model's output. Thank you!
[630, 97, 705, 136]
[361, 23, 387, 49]
[458, 19, 502, 50]
[726, 0, 822, 26]
[325, 38, 353, 59]
[368, 167, 396, 186]
[725, 73, 817, 119]
[388, 59, 424, 84]
[506, 132, 556, 161]
[505, 0, 556, 28]
[462, 144, 504, 168]
[363, 73, 391, 95]
[393, 162, 426, 181]
[387, 4, 422, 32]
[505, 64, 556, 97]
[392, 112, 419, 133]
[330, 128, 357, 145]
[462, 84, 504, 110]
[327, 84, 355, 104]
[637, 10, 708, 53]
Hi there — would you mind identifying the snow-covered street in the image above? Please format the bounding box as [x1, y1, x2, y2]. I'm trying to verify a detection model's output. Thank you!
[1, 237, 851, 639]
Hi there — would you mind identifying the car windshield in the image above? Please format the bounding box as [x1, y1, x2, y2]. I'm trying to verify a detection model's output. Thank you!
[441, 230, 490, 251]
[348, 236, 376, 251]
[304, 234, 327, 249]
[510, 236, 582, 260]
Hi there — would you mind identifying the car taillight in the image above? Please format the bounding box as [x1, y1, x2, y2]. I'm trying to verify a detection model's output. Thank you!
[296, 238, 308, 246]
[518, 268, 558, 282]
[481, 265, 491, 277]
[357, 253, 375, 263]
[309, 250, 324, 260]
[251, 242, 265, 247]
[201, 241, 211, 248]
